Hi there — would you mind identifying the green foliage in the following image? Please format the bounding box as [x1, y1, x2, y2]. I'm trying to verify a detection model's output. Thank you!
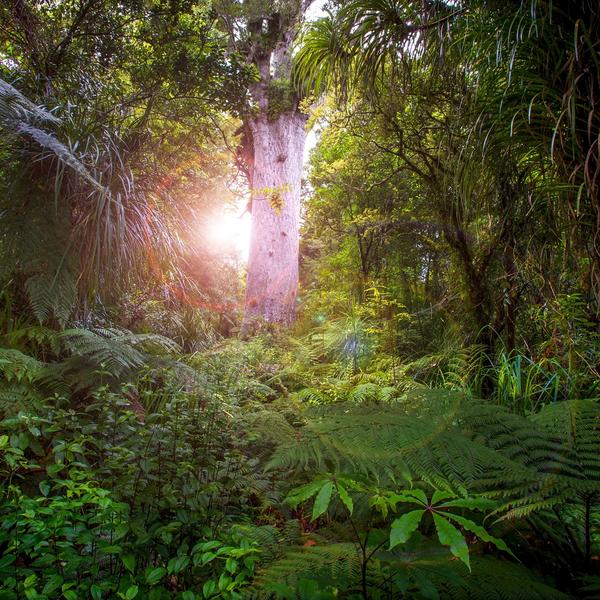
[0, 1, 599, 599]
[267, 79, 296, 121]
[0, 374, 267, 599]
[0, 325, 184, 415]
[288, 477, 511, 570]
[257, 382, 598, 596]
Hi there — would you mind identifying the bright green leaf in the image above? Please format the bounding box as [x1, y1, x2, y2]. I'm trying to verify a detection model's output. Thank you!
[431, 490, 456, 504]
[445, 513, 516, 558]
[311, 480, 333, 521]
[388, 489, 428, 506]
[0, 555, 16, 570]
[122, 554, 135, 574]
[389, 509, 424, 549]
[145, 567, 166, 585]
[337, 483, 353, 514]
[42, 575, 63, 595]
[433, 513, 470, 570]
[202, 580, 216, 598]
[125, 586, 138, 600]
[168, 555, 189, 574]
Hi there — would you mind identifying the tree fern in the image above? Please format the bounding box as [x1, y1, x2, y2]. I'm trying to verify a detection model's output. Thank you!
[266, 390, 599, 549]
[266, 392, 524, 493]
[247, 541, 568, 599]
[0, 326, 183, 402]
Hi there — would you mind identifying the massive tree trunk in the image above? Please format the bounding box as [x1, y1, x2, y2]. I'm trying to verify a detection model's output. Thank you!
[244, 112, 307, 327]
[237, 2, 312, 333]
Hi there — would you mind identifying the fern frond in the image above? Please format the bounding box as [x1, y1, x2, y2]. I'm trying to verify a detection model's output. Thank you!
[0, 348, 45, 383]
[267, 394, 525, 493]
[440, 556, 569, 599]
[25, 271, 77, 327]
[248, 543, 362, 596]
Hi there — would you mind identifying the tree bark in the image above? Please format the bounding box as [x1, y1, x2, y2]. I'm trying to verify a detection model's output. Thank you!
[238, 3, 311, 333]
[243, 111, 307, 329]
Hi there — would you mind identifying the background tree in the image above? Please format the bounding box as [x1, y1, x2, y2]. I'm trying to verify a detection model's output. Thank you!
[0, 0, 251, 332]
[296, 0, 599, 390]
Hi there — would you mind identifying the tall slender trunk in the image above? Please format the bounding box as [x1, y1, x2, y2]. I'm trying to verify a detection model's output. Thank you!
[243, 111, 307, 328]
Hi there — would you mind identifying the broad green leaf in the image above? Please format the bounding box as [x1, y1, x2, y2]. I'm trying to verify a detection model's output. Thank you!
[39, 481, 51, 497]
[389, 489, 428, 506]
[181, 592, 196, 600]
[202, 580, 216, 598]
[431, 490, 456, 504]
[42, 574, 63, 594]
[90, 585, 103, 600]
[125, 586, 138, 600]
[311, 480, 333, 521]
[198, 541, 220, 552]
[225, 558, 237, 573]
[337, 483, 353, 514]
[433, 514, 470, 570]
[389, 509, 424, 549]
[196, 552, 216, 566]
[122, 554, 135, 574]
[0, 554, 16, 569]
[286, 480, 326, 508]
[168, 555, 190, 574]
[445, 513, 516, 558]
[145, 567, 166, 585]
[217, 572, 231, 590]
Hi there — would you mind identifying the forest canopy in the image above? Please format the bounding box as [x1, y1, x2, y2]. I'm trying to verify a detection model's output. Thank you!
[0, 1, 598, 599]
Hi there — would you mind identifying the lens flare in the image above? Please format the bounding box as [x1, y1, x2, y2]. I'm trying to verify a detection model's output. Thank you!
[206, 208, 252, 261]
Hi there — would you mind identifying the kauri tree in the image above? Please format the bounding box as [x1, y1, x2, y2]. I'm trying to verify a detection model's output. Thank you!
[217, 0, 313, 331]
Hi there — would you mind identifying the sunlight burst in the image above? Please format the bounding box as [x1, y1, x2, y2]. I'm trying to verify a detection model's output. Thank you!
[206, 207, 252, 261]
